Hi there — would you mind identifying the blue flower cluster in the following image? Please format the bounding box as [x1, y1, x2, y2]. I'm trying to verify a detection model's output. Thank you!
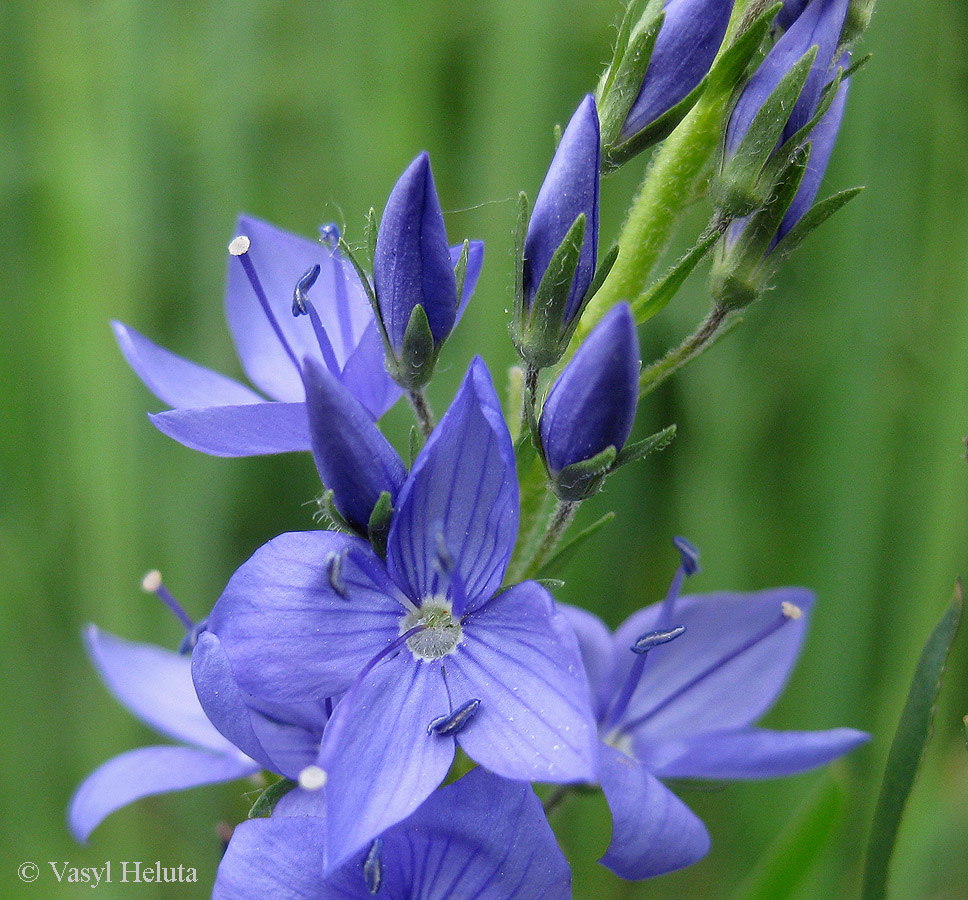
[73, 2, 871, 897]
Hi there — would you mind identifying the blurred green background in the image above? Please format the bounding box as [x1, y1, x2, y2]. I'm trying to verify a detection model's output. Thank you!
[2, 0, 967, 897]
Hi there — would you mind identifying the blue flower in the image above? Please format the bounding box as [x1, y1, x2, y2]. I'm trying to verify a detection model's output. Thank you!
[211, 768, 572, 900]
[69, 626, 262, 841]
[539, 303, 639, 498]
[114, 214, 484, 455]
[197, 357, 599, 870]
[619, 0, 734, 143]
[561, 540, 869, 878]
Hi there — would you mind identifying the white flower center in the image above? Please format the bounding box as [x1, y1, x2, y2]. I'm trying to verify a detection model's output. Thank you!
[400, 598, 463, 660]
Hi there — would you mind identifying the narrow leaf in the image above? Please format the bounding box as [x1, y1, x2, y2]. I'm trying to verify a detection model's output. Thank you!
[860, 584, 964, 900]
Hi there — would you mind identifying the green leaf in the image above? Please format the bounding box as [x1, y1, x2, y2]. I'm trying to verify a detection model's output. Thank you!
[535, 511, 616, 579]
[632, 223, 723, 323]
[248, 778, 296, 819]
[614, 424, 677, 467]
[728, 775, 845, 900]
[861, 583, 964, 900]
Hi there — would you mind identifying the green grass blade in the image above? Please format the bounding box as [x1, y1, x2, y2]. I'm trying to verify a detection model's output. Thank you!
[728, 775, 845, 900]
[861, 584, 964, 900]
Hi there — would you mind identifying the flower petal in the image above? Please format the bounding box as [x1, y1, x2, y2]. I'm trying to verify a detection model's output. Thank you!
[557, 603, 617, 721]
[70, 746, 257, 842]
[641, 726, 870, 780]
[226, 215, 376, 402]
[213, 816, 328, 900]
[338, 320, 402, 419]
[598, 744, 710, 879]
[192, 632, 325, 779]
[387, 357, 517, 613]
[149, 401, 312, 456]
[112, 321, 263, 409]
[453, 239, 485, 323]
[611, 588, 814, 740]
[84, 625, 233, 754]
[302, 357, 406, 532]
[317, 651, 455, 870]
[448, 581, 598, 782]
[208, 532, 407, 703]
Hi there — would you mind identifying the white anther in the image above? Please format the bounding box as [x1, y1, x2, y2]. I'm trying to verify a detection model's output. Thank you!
[781, 601, 803, 620]
[298, 765, 328, 791]
[228, 235, 251, 256]
[141, 570, 163, 593]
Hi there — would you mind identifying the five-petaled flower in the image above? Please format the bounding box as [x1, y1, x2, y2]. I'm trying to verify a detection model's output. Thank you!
[196, 357, 599, 871]
[561, 539, 869, 878]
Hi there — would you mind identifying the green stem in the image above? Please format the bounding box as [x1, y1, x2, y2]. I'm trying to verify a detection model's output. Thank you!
[527, 499, 579, 577]
[408, 389, 435, 438]
[639, 303, 734, 398]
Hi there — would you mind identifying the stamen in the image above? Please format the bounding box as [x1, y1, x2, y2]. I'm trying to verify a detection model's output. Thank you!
[659, 536, 701, 628]
[363, 838, 383, 895]
[228, 234, 302, 374]
[631, 625, 687, 655]
[292, 265, 342, 377]
[673, 536, 700, 576]
[319, 223, 341, 247]
[428, 698, 481, 736]
[141, 570, 194, 632]
[325, 551, 347, 599]
[621, 604, 801, 733]
[297, 765, 328, 791]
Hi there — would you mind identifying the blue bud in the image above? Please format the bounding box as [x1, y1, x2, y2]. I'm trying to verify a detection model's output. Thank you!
[524, 95, 600, 330]
[539, 303, 638, 487]
[301, 357, 407, 534]
[373, 152, 458, 355]
[620, 0, 734, 143]
[725, 0, 849, 164]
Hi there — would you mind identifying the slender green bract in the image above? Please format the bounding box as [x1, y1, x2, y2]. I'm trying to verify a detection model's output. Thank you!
[860, 585, 964, 900]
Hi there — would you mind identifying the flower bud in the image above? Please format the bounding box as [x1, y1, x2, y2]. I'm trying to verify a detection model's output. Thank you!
[513, 95, 601, 369]
[373, 152, 459, 390]
[539, 303, 638, 501]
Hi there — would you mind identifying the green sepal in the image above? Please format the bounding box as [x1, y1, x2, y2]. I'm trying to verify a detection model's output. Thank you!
[454, 238, 470, 309]
[512, 213, 586, 369]
[552, 445, 617, 502]
[512, 191, 530, 328]
[394, 303, 439, 390]
[338, 236, 392, 357]
[605, 75, 707, 172]
[552, 122, 563, 150]
[248, 778, 297, 819]
[710, 149, 808, 309]
[727, 775, 845, 900]
[534, 577, 566, 590]
[632, 223, 723, 323]
[843, 0, 875, 45]
[614, 424, 677, 468]
[507, 365, 525, 443]
[582, 244, 620, 307]
[706, 3, 781, 98]
[598, 0, 653, 103]
[314, 488, 356, 535]
[861, 583, 963, 900]
[363, 207, 379, 270]
[598, 6, 665, 151]
[768, 186, 864, 268]
[715, 47, 817, 217]
[366, 490, 394, 559]
[535, 511, 616, 579]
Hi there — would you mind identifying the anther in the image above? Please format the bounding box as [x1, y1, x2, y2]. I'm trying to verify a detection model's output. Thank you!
[781, 601, 803, 620]
[363, 838, 383, 895]
[141, 570, 194, 634]
[631, 625, 687, 655]
[292, 264, 321, 316]
[428, 698, 481, 736]
[297, 765, 328, 791]
[326, 552, 347, 599]
[319, 223, 341, 247]
[228, 235, 251, 256]
[673, 536, 700, 576]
